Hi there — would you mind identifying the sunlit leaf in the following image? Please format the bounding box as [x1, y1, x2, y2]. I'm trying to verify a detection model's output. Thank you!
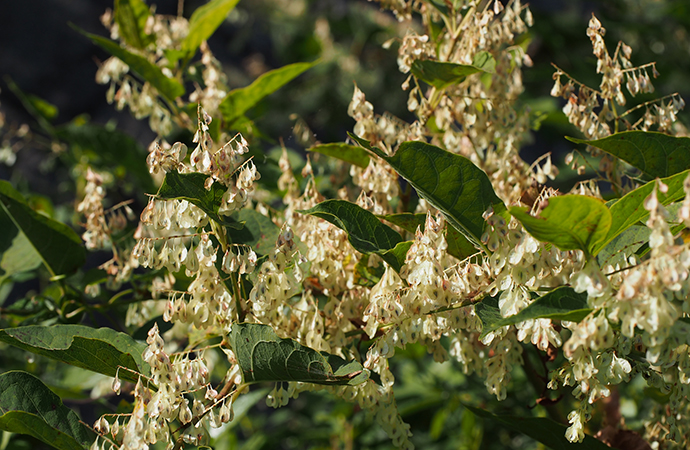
[182, 0, 240, 59]
[381, 212, 477, 261]
[230, 323, 369, 386]
[75, 26, 185, 102]
[26, 94, 58, 122]
[0, 371, 93, 450]
[308, 143, 371, 168]
[0, 325, 149, 382]
[595, 169, 690, 254]
[219, 61, 318, 125]
[298, 199, 406, 270]
[476, 287, 590, 339]
[464, 404, 613, 450]
[114, 0, 153, 50]
[351, 136, 506, 252]
[411, 51, 495, 89]
[0, 181, 85, 278]
[568, 131, 690, 178]
[510, 195, 611, 258]
[596, 224, 649, 268]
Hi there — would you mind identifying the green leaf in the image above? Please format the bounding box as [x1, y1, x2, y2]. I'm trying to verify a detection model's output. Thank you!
[26, 94, 58, 122]
[410, 51, 495, 89]
[476, 287, 590, 339]
[596, 224, 649, 268]
[0, 371, 93, 450]
[510, 195, 611, 258]
[380, 241, 413, 274]
[381, 213, 477, 261]
[298, 200, 405, 270]
[464, 404, 613, 450]
[55, 122, 154, 191]
[228, 209, 281, 256]
[182, 0, 240, 58]
[308, 143, 371, 169]
[0, 325, 149, 382]
[351, 136, 506, 252]
[230, 323, 369, 386]
[0, 181, 85, 278]
[114, 0, 153, 50]
[219, 61, 317, 125]
[157, 170, 231, 226]
[0, 207, 42, 284]
[75, 26, 185, 102]
[568, 131, 690, 178]
[595, 169, 690, 254]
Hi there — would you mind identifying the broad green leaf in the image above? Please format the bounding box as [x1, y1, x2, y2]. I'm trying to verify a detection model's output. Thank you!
[76, 27, 185, 102]
[596, 224, 649, 268]
[230, 323, 369, 386]
[157, 170, 241, 227]
[410, 51, 495, 89]
[464, 404, 613, 450]
[0, 181, 85, 277]
[476, 287, 590, 339]
[0, 325, 149, 382]
[114, 0, 153, 50]
[510, 195, 611, 258]
[308, 143, 371, 168]
[594, 169, 690, 254]
[568, 131, 690, 178]
[381, 213, 477, 261]
[298, 200, 406, 270]
[381, 241, 413, 274]
[351, 136, 507, 252]
[219, 61, 317, 125]
[229, 209, 281, 256]
[0, 206, 42, 283]
[182, 0, 240, 58]
[0, 371, 93, 450]
[55, 122, 154, 191]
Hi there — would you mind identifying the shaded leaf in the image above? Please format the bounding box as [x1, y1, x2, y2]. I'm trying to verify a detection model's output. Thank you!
[26, 94, 58, 122]
[220, 61, 317, 125]
[568, 131, 690, 178]
[0, 371, 93, 450]
[595, 169, 690, 254]
[298, 200, 405, 270]
[228, 209, 281, 256]
[476, 287, 590, 339]
[381, 212, 477, 260]
[0, 181, 85, 277]
[132, 315, 173, 341]
[182, 0, 240, 58]
[351, 136, 506, 252]
[0, 325, 149, 382]
[411, 51, 495, 89]
[464, 404, 613, 450]
[596, 225, 649, 268]
[381, 241, 413, 274]
[308, 143, 371, 168]
[75, 26, 185, 102]
[114, 0, 153, 50]
[510, 195, 611, 258]
[230, 323, 369, 386]
[55, 122, 154, 191]
[0, 206, 42, 283]
[157, 170, 241, 228]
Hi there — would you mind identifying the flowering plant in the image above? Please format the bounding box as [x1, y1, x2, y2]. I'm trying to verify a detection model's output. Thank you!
[1, 1, 690, 449]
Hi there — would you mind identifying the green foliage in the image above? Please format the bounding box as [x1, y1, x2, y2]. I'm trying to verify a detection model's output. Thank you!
[510, 195, 611, 258]
[411, 51, 496, 89]
[0, 181, 85, 278]
[351, 136, 507, 251]
[230, 323, 369, 386]
[0, 371, 94, 450]
[0, 325, 149, 382]
[569, 131, 690, 178]
[476, 287, 590, 339]
[182, 0, 241, 60]
[308, 143, 371, 168]
[114, 0, 153, 50]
